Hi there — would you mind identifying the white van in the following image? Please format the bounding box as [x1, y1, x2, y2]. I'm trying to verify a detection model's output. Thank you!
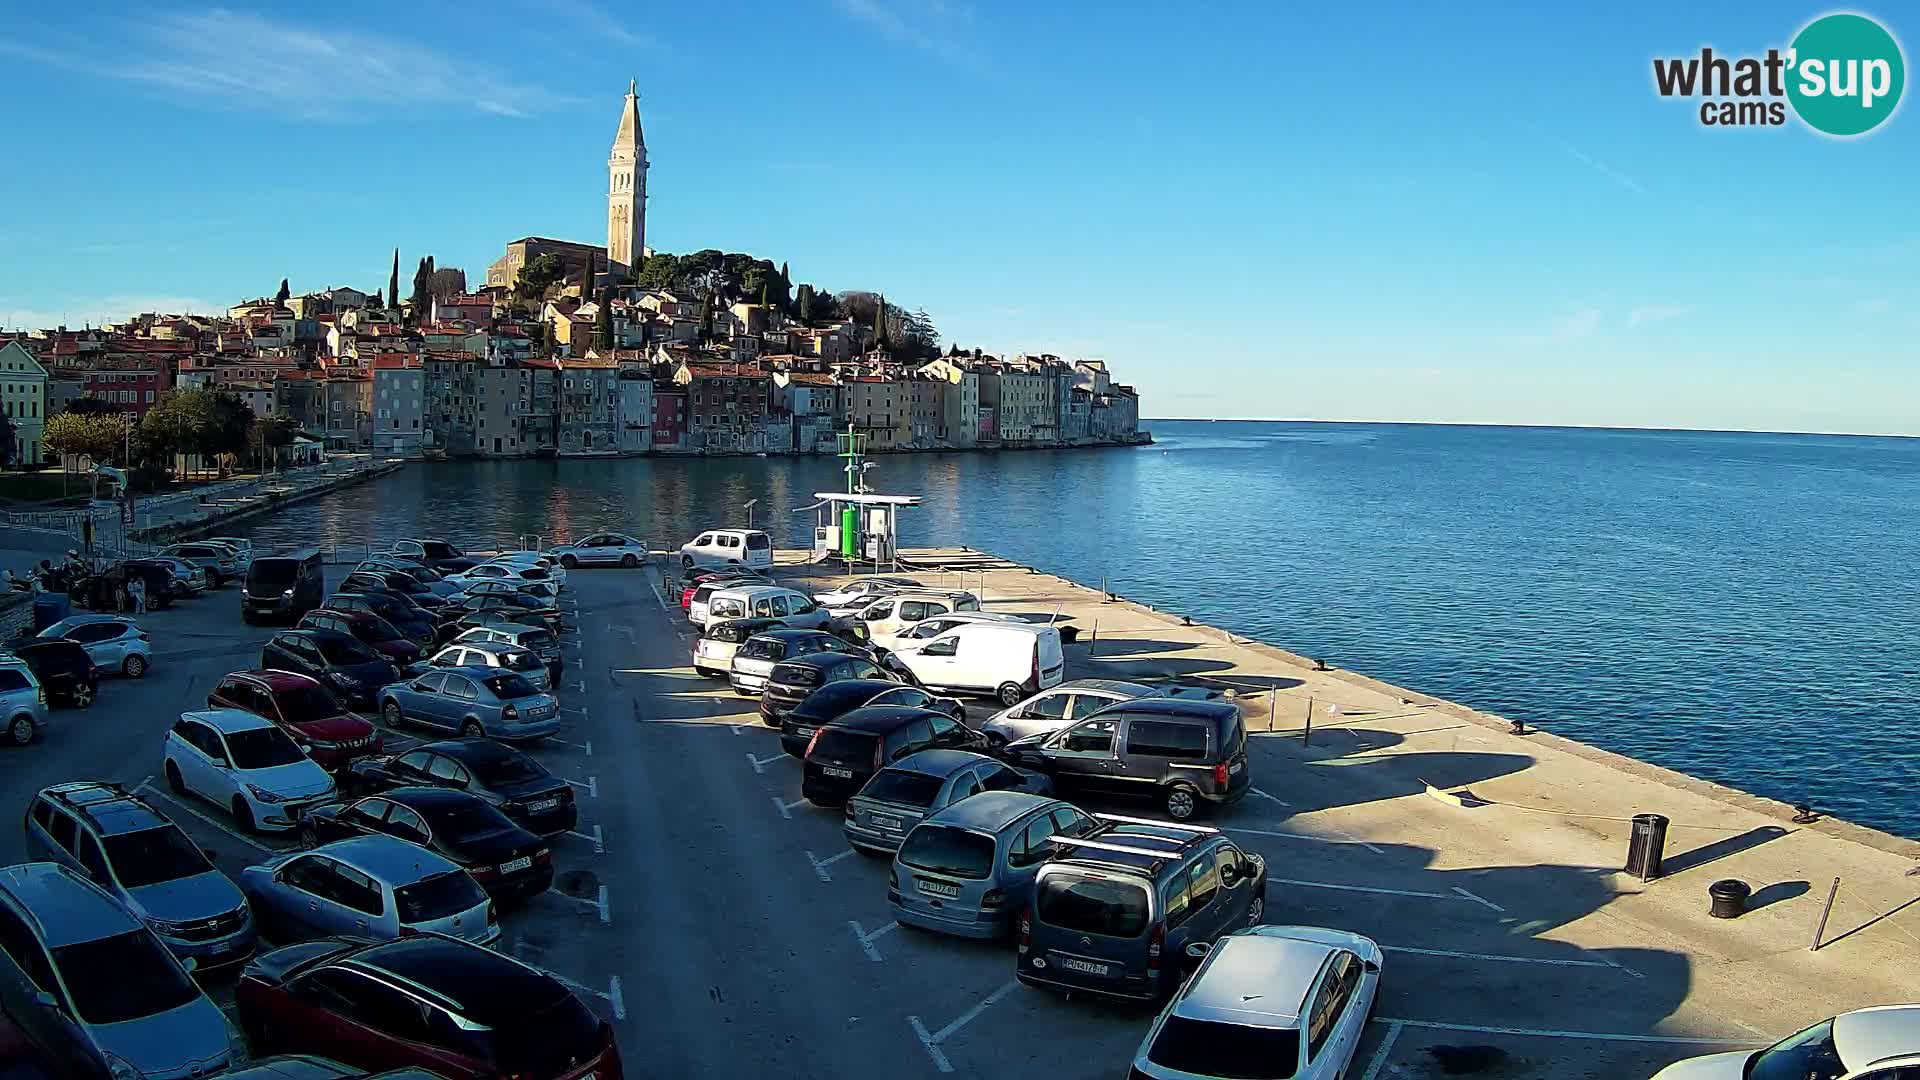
[855, 590, 981, 637]
[888, 622, 1065, 706]
[681, 529, 774, 572]
[703, 585, 829, 630]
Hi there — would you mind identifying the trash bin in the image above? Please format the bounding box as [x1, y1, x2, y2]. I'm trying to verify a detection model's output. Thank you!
[32, 593, 70, 633]
[1625, 813, 1670, 881]
[1708, 879, 1751, 919]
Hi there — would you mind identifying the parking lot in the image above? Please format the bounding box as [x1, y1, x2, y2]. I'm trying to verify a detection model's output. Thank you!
[6, 554, 1916, 1079]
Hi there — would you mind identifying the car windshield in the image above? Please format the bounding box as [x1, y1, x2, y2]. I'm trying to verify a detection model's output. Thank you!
[394, 871, 487, 924]
[51, 930, 200, 1025]
[225, 726, 308, 769]
[897, 825, 994, 879]
[472, 753, 544, 786]
[249, 562, 299, 589]
[1036, 875, 1150, 937]
[1147, 1016, 1301, 1080]
[356, 619, 403, 642]
[279, 683, 346, 724]
[809, 729, 875, 763]
[738, 637, 786, 660]
[317, 637, 380, 664]
[745, 533, 770, 550]
[482, 673, 540, 699]
[1746, 1019, 1845, 1080]
[860, 770, 945, 808]
[772, 663, 821, 687]
[101, 826, 211, 889]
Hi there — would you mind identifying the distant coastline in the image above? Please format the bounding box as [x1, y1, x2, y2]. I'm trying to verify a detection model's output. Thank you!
[1144, 417, 1920, 440]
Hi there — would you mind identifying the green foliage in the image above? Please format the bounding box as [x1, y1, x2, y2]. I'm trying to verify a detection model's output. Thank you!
[0, 411, 15, 469]
[410, 257, 432, 313]
[515, 254, 568, 300]
[389, 249, 401, 314]
[275, 278, 290, 303]
[697, 290, 714, 343]
[796, 284, 814, 326]
[135, 388, 255, 471]
[249, 415, 295, 468]
[635, 253, 679, 290]
[595, 288, 615, 351]
[42, 412, 125, 465]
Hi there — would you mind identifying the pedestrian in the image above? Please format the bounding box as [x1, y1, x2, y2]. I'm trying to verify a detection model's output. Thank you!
[127, 573, 147, 614]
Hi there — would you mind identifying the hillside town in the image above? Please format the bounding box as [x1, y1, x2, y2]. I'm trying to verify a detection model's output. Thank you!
[0, 83, 1145, 469]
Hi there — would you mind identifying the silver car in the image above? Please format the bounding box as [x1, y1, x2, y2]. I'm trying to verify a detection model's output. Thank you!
[980, 678, 1224, 748]
[0, 656, 49, 746]
[845, 749, 1051, 854]
[38, 615, 153, 678]
[889, 791, 1096, 940]
[160, 542, 240, 586]
[240, 833, 499, 945]
[420, 640, 552, 691]
[548, 532, 649, 568]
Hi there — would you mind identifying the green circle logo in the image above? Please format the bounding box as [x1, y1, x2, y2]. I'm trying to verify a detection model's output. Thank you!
[1787, 13, 1906, 136]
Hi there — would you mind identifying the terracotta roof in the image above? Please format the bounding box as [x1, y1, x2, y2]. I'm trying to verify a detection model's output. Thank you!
[371, 354, 421, 370]
[784, 371, 838, 387]
[681, 363, 769, 380]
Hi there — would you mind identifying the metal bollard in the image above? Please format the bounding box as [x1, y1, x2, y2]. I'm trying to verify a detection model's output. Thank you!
[1708, 879, 1750, 919]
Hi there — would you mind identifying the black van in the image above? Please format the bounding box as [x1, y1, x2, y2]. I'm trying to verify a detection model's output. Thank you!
[1005, 698, 1250, 821]
[242, 547, 323, 624]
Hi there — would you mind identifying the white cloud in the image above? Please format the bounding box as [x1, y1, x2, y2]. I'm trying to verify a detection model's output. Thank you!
[1506, 306, 1604, 349]
[530, 0, 652, 49]
[832, 0, 976, 62]
[1557, 142, 1646, 195]
[0, 296, 221, 332]
[1627, 304, 1691, 329]
[1, 9, 570, 120]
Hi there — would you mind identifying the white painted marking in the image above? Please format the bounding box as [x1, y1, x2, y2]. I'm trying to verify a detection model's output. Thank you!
[1451, 886, 1506, 913]
[572, 680, 588, 693]
[607, 975, 626, 1020]
[910, 978, 1018, 1072]
[1360, 1020, 1403, 1080]
[1248, 786, 1292, 808]
[806, 848, 854, 882]
[596, 884, 611, 925]
[772, 795, 791, 820]
[909, 1016, 951, 1073]
[1267, 876, 1456, 901]
[646, 580, 672, 613]
[1381, 944, 1623, 971]
[136, 784, 271, 854]
[1376, 1017, 1759, 1046]
[746, 752, 788, 774]
[563, 776, 598, 799]
[544, 737, 592, 752]
[848, 919, 898, 962]
[560, 824, 606, 853]
[1228, 826, 1383, 854]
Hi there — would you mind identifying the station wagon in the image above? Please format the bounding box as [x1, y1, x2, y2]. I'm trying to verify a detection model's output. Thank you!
[889, 792, 1095, 940]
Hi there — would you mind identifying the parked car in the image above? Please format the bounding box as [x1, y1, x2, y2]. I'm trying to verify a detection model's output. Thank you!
[377, 666, 560, 742]
[680, 528, 773, 571]
[0, 863, 236, 1079]
[241, 834, 498, 946]
[482, 552, 566, 588]
[679, 567, 766, 610]
[456, 580, 554, 607]
[261, 630, 402, 710]
[981, 678, 1226, 748]
[843, 590, 982, 631]
[812, 576, 922, 609]
[296, 786, 554, 903]
[38, 615, 150, 678]
[702, 585, 828, 632]
[844, 749, 1049, 855]
[23, 782, 255, 968]
[357, 558, 462, 597]
[780, 678, 966, 756]
[0, 996, 113, 1080]
[451, 623, 561, 677]
[116, 560, 177, 610]
[346, 739, 577, 835]
[416, 640, 553, 691]
[206, 670, 381, 771]
[729, 628, 868, 695]
[889, 792, 1095, 939]
[1651, 1005, 1920, 1079]
[298, 608, 422, 664]
[194, 1057, 363, 1080]
[760, 651, 890, 726]
[322, 593, 436, 647]
[0, 658, 48, 746]
[869, 610, 1032, 652]
[801, 705, 989, 807]
[446, 594, 562, 637]
[548, 532, 648, 568]
[235, 934, 623, 1079]
[204, 537, 254, 570]
[339, 572, 450, 611]
[242, 549, 323, 624]
[387, 538, 479, 572]
[1129, 926, 1383, 1080]
[163, 708, 337, 833]
[9, 640, 98, 708]
[1017, 817, 1268, 1001]
[1005, 698, 1251, 820]
[691, 617, 783, 678]
[888, 622, 1065, 706]
[140, 556, 209, 599]
[446, 562, 556, 592]
[159, 543, 241, 586]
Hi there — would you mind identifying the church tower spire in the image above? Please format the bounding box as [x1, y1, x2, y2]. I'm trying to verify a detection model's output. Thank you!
[608, 80, 648, 275]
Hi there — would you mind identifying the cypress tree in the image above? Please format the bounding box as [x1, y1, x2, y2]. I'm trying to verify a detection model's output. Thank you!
[797, 284, 814, 326]
[595, 288, 615, 351]
[874, 294, 888, 349]
[275, 278, 290, 303]
[388, 250, 400, 316]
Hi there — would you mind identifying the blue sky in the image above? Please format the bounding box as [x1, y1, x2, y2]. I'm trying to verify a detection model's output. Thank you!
[1, 2, 1914, 433]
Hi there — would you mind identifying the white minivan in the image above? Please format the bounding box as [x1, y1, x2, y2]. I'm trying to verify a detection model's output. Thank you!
[888, 622, 1066, 706]
[702, 585, 829, 630]
[681, 529, 774, 572]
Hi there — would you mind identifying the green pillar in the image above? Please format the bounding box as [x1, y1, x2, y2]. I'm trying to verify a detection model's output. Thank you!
[841, 505, 858, 558]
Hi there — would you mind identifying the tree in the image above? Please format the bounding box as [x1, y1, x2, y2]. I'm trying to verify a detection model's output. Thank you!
[388, 249, 401, 315]
[579, 255, 597, 298]
[873, 293, 889, 350]
[250, 415, 295, 471]
[595, 288, 615, 351]
[515, 253, 567, 300]
[636, 253, 679, 291]
[697, 290, 715, 343]
[410, 257, 432, 314]
[758, 280, 769, 309]
[796, 284, 814, 326]
[371, 287, 384, 309]
[43, 413, 125, 472]
[275, 278, 290, 303]
[426, 266, 467, 299]
[0, 412, 15, 469]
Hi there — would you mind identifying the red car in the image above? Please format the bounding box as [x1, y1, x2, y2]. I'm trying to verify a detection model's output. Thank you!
[207, 670, 382, 770]
[299, 608, 424, 663]
[236, 935, 622, 1080]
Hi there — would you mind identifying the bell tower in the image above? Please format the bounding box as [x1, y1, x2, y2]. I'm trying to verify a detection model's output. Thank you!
[608, 80, 648, 275]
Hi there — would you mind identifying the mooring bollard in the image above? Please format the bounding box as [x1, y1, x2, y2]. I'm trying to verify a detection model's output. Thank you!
[1708, 879, 1750, 919]
[1625, 813, 1670, 881]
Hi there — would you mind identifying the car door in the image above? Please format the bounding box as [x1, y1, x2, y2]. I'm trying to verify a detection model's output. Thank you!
[405, 672, 450, 729]
[1114, 717, 1209, 804]
[333, 797, 392, 841]
[426, 754, 472, 794]
[1181, 848, 1226, 944]
[381, 803, 431, 848]
[64, 623, 118, 666]
[925, 712, 973, 750]
[273, 855, 349, 938]
[442, 674, 481, 727]
[287, 966, 433, 1073]
[1303, 952, 1362, 1078]
[905, 635, 959, 688]
[1005, 688, 1073, 740]
[389, 750, 438, 786]
[171, 718, 225, 799]
[1035, 717, 1121, 798]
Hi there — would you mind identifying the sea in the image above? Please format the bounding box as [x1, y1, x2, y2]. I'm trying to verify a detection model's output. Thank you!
[232, 420, 1920, 839]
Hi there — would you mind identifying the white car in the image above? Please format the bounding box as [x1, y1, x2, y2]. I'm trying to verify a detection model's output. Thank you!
[870, 610, 1029, 653]
[1652, 1006, 1920, 1079]
[1130, 926, 1382, 1080]
[163, 708, 336, 833]
[812, 577, 922, 609]
[981, 678, 1226, 746]
[852, 590, 981, 638]
[680, 529, 774, 572]
[38, 615, 152, 678]
[486, 552, 567, 588]
[206, 536, 255, 568]
[448, 563, 562, 592]
[548, 532, 649, 569]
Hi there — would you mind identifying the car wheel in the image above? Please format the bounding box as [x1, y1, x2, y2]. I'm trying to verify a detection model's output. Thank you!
[298, 824, 320, 850]
[6, 714, 33, 747]
[1247, 895, 1265, 926]
[461, 720, 484, 739]
[620, 553, 638, 568]
[561, 555, 579, 569]
[681, 556, 696, 571]
[123, 654, 147, 678]
[996, 682, 1024, 707]
[70, 682, 95, 708]
[232, 797, 256, 833]
[165, 761, 185, 794]
[382, 701, 404, 729]
[1164, 784, 1199, 821]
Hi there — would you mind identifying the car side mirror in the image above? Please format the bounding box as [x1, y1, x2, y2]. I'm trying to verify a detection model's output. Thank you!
[1183, 942, 1211, 960]
[1240, 861, 1258, 880]
[1363, 959, 1380, 974]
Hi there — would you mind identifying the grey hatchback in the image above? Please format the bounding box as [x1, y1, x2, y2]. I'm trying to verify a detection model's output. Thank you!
[845, 750, 1051, 854]
[889, 792, 1097, 940]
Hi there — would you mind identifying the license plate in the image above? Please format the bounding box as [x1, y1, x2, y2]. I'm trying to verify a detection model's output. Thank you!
[528, 798, 560, 812]
[823, 766, 853, 779]
[792, 725, 814, 738]
[499, 856, 532, 873]
[871, 815, 903, 832]
[917, 879, 961, 898]
[1060, 957, 1111, 976]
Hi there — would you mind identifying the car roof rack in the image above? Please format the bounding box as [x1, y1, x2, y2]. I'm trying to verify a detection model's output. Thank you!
[43, 781, 148, 818]
[1092, 813, 1219, 834]
[1046, 835, 1188, 863]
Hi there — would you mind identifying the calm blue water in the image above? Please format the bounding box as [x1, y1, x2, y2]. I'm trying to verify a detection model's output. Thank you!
[235, 421, 1920, 837]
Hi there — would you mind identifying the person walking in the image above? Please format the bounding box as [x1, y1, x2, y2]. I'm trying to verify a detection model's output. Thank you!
[127, 573, 147, 615]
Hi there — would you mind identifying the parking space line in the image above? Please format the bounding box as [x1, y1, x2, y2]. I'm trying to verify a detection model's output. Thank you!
[909, 979, 1018, 1074]
[1359, 1020, 1403, 1080]
[1248, 786, 1292, 808]
[135, 784, 274, 854]
[543, 737, 593, 754]
[562, 776, 598, 798]
[1228, 826, 1384, 854]
[848, 919, 898, 962]
[1375, 1017, 1759, 1046]
[1266, 876, 1485, 903]
[563, 824, 606, 853]
[1381, 944, 1626, 972]
[746, 752, 790, 774]
[597, 884, 610, 925]
[771, 795, 810, 820]
[806, 848, 854, 882]
[1450, 886, 1506, 913]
